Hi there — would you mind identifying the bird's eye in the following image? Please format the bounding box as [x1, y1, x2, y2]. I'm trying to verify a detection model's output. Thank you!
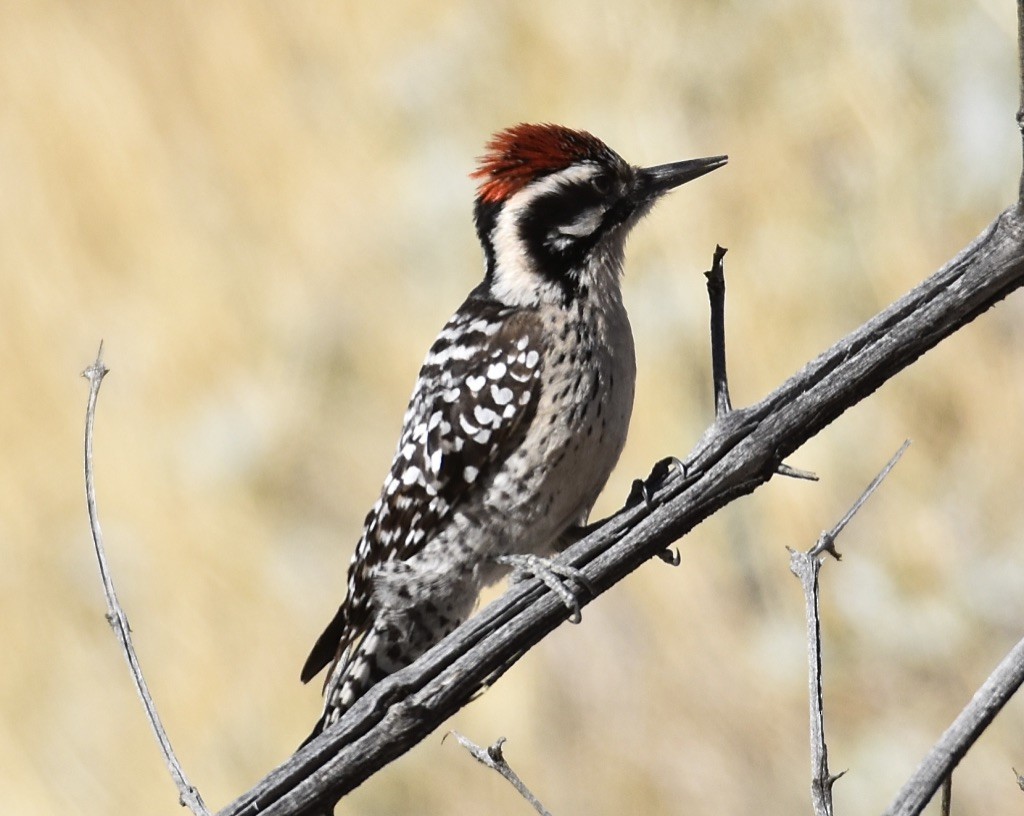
[591, 174, 612, 195]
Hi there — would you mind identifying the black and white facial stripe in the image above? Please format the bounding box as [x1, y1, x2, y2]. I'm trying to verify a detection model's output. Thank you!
[475, 161, 659, 307]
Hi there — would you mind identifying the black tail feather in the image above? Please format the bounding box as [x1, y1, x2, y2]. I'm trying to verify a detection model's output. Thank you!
[301, 605, 347, 684]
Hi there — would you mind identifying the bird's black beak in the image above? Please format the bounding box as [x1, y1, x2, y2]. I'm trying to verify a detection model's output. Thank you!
[635, 155, 728, 200]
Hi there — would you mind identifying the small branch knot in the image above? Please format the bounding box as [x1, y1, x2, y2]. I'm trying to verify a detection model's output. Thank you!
[487, 737, 507, 763]
[81, 341, 108, 384]
[810, 532, 843, 561]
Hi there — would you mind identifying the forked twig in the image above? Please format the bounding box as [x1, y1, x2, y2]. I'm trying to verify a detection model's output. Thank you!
[788, 440, 911, 816]
[448, 732, 553, 816]
[82, 343, 210, 816]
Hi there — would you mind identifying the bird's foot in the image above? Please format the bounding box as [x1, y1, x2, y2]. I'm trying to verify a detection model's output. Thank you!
[496, 554, 596, 624]
[625, 456, 687, 511]
[624, 456, 687, 567]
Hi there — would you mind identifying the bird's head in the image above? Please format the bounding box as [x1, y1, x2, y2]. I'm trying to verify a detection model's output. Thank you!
[471, 123, 726, 307]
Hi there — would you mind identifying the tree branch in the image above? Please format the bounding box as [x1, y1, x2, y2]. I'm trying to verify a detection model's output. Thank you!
[705, 244, 732, 418]
[218, 199, 1024, 815]
[703, 246, 817, 483]
[883, 635, 1024, 816]
[82, 343, 210, 816]
[789, 441, 909, 816]
[448, 733, 553, 816]
[1018, 0, 1024, 200]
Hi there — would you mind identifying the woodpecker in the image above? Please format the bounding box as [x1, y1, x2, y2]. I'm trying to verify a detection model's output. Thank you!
[302, 123, 726, 741]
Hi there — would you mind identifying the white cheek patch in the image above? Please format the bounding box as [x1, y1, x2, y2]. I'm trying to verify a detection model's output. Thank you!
[488, 164, 604, 306]
[546, 206, 605, 252]
[557, 206, 604, 238]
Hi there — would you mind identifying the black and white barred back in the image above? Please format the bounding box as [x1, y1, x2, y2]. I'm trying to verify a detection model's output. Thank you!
[301, 124, 727, 743]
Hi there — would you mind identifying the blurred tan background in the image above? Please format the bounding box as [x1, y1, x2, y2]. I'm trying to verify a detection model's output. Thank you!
[2, 2, 1023, 814]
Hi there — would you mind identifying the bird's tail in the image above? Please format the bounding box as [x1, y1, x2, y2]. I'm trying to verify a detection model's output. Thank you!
[301, 604, 348, 685]
[295, 625, 395, 816]
[300, 622, 397, 747]
[297, 612, 468, 812]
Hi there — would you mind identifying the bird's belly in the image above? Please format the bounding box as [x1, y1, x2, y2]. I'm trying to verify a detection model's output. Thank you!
[475, 337, 636, 576]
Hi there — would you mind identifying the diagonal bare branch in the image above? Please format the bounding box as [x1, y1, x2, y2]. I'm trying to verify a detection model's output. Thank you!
[810, 439, 911, 560]
[218, 200, 1024, 815]
[448, 733, 553, 816]
[883, 635, 1024, 816]
[82, 343, 210, 816]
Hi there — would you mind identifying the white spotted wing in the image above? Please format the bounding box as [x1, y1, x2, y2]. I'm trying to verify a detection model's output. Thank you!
[347, 289, 544, 627]
[302, 290, 545, 683]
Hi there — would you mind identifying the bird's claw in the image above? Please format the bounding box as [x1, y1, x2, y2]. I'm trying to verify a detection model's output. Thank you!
[625, 456, 688, 510]
[625, 478, 650, 510]
[496, 554, 595, 623]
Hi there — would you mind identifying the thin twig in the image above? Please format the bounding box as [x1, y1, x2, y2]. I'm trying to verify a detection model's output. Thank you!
[811, 440, 911, 558]
[787, 548, 840, 816]
[776, 462, 820, 482]
[82, 343, 210, 816]
[1013, 766, 1024, 792]
[448, 733, 553, 816]
[788, 440, 910, 816]
[704, 244, 732, 418]
[1017, 0, 1024, 200]
[704, 246, 819, 483]
[940, 774, 952, 816]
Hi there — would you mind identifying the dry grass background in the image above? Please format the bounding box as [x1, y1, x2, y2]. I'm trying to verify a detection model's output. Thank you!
[2, 2, 1023, 814]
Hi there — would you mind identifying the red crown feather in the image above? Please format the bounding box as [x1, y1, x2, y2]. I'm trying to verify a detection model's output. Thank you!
[471, 123, 618, 204]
